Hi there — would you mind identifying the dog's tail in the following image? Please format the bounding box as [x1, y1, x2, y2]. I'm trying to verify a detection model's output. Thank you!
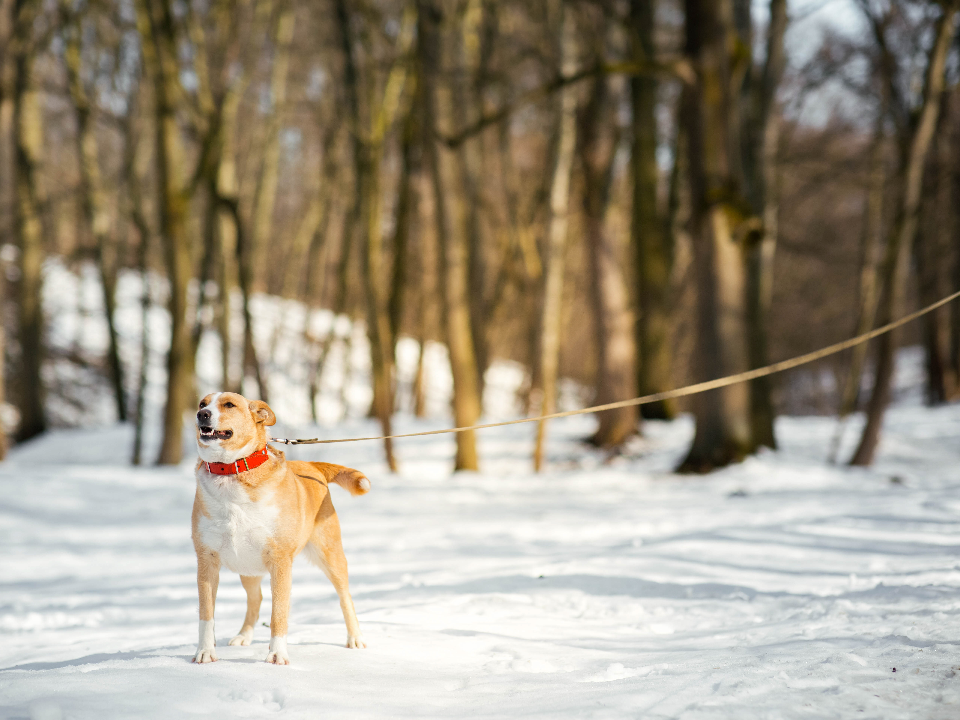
[305, 462, 371, 496]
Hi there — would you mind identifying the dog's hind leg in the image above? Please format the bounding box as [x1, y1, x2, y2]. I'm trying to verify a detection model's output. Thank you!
[229, 575, 262, 646]
[305, 495, 366, 649]
[193, 551, 220, 663]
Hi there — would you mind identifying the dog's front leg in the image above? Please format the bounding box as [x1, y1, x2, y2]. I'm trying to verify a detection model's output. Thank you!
[193, 552, 220, 663]
[265, 558, 292, 665]
[229, 575, 263, 646]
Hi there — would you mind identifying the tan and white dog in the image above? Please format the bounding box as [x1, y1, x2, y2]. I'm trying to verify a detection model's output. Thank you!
[191, 392, 370, 665]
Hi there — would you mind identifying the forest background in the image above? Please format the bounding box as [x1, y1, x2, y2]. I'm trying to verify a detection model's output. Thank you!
[0, 0, 958, 474]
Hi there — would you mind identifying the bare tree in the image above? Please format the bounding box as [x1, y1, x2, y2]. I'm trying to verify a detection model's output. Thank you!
[578, 9, 637, 449]
[677, 0, 754, 473]
[336, 0, 416, 471]
[61, 2, 128, 422]
[0, 0, 11, 456]
[11, 0, 46, 443]
[850, 0, 958, 466]
[741, 0, 787, 449]
[829, 111, 888, 462]
[137, 0, 196, 464]
[533, 1, 578, 472]
[419, 0, 483, 471]
[630, 0, 675, 422]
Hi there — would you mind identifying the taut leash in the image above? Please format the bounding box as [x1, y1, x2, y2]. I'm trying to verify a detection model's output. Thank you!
[270, 289, 960, 447]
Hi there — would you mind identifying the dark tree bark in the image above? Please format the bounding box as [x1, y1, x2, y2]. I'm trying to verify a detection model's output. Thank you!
[850, 1, 958, 466]
[62, 7, 128, 422]
[12, 0, 46, 443]
[677, 0, 754, 473]
[137, 0, 195, 464]
[335, 0, 407, 471]
[419, 0, 482, 471]
[578, 53, 637, 448]
[741, 0, 786, 450]
[629, 0, 675, 421]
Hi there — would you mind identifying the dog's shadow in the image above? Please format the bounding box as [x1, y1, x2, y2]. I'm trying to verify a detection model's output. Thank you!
[281, 641, 349, 649]
[192, 638, 347, 664]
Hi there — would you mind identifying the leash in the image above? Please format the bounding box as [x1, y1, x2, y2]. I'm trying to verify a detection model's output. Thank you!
[269, 289, 960, 447]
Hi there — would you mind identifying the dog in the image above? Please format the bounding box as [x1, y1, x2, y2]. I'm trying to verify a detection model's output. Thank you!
[191, 392, 370, 665]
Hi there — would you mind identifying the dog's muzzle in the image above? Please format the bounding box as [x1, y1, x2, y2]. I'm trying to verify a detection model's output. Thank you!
[199, 426, 233, 441]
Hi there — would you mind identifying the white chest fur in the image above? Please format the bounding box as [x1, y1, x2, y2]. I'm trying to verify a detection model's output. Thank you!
[196, 472, 278, 575]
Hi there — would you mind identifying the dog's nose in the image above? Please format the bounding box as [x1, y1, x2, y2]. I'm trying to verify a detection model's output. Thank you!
[198, 408, 212, 423]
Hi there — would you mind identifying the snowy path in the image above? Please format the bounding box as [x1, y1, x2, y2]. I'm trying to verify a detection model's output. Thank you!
[3, 407, 960, 719]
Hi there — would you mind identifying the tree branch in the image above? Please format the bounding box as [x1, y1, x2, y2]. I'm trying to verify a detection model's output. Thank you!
[438, 58, 694, 148]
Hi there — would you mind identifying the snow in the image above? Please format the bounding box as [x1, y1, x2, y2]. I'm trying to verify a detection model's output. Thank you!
[5, 262, 960, 718]
[3, 401, 960, 719]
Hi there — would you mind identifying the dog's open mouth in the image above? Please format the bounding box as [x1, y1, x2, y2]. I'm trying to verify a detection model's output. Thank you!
[199, 427, 233, 441]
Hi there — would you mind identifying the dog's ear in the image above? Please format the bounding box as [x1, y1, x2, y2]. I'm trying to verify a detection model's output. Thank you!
[249, 400, 276, 426]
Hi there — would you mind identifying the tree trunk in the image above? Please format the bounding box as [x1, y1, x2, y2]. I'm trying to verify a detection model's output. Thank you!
[742, 0, 786, 450]
[850, 2, 958, 466]
[124, 86, 152, 466]
[360, 147, 398, 471]
[828, 116, 887, 463]
[914, 89, 957, 405]
[236, 5, 294, 403]
[419, 0, 482, 471]
[138, 0, 194, 464]
[0, 285, 7, 457]
[12, 1, 46, 442]
[0, 0, 13, 457]
[460, 0, 489, 399]
[282, 128, 334, 301]
[579, 71, 637, 448]
[533, 4, 578, 472]
[131, 192, 152, 467]
[216, 86, 243, 392]
[335, 0, 399, 470]
[677, 0, 754, 473]
[629, 0, 675, 421]
[62, 11, 128, 422]
[950, 87, 960, 391]
[921, 306, 948, 405]
[251, 2, 294, 270]
[389, 101, 418, 360]
[842, 120, 887, 416]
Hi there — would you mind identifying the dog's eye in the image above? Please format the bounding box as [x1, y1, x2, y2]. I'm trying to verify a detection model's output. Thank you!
[198, 403, 205, 409]
[224, 402, 235, 408]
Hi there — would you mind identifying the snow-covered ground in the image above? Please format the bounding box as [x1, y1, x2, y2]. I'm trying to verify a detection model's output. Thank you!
[3, 400, 960, 719]
[4, 261, 960, 718]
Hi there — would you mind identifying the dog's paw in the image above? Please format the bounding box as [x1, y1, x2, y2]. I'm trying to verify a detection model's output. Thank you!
[265, 650, 290, 665]
[265, 636, 289, 665]
[346, 634, 366, 649]
[229, 632, 252, 646]
[193, 649, 218, 663]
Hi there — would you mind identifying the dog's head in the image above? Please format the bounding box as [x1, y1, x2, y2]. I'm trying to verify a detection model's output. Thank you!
[196, 392, 275, 463]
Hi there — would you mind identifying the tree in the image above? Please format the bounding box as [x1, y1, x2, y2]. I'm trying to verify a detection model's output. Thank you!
[336, 0, 417, 472]
[137, 0, 196, 464]
[676, 0, 754, 473]
[741, 0, 787, 450]
[532, 1, 578, 472]
[61, 1, 128, 423]
[630, 0, 675, 422]
[850, 0, 959, 466]
[419, 0, 483, 471]
[578, 7, 637, 448]
[11, 0, 46, 443]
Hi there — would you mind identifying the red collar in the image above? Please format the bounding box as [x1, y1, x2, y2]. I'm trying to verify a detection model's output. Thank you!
[204, 446, 271, 476]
